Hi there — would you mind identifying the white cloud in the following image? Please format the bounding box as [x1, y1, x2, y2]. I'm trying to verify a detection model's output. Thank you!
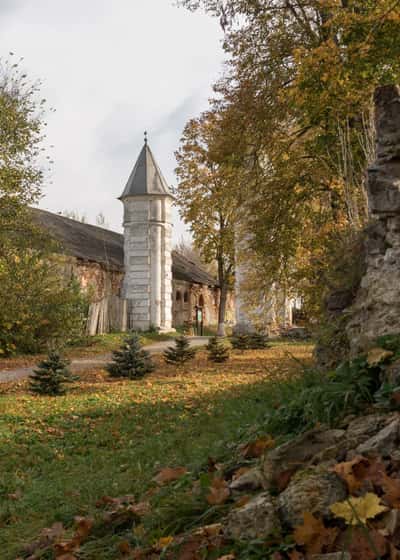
[0, 0, 224, 240]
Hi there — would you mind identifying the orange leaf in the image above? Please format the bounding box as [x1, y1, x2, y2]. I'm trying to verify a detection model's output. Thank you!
[333, 455, 370, 494]
[241, 436, 275, 458]
[288, 551, 304, 560]
[153, 467, 188, 485]
[206, 478, 230, 505]
[118, 541, 131, 555]
[74, 516, 93, 541]
[293, 512, 339, 555]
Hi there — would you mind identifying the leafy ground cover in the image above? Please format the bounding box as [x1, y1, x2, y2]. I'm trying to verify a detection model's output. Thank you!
[0, 343, 312, 559]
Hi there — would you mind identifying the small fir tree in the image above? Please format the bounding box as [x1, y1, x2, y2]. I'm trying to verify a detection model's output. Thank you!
[106, 332, 155, 379]
[206, 336, 230, 363]
[29, 351, 75, 396]
[248, 333, 269, 349]
[163, 335, 196, 365]
[230, 334, 250, 351]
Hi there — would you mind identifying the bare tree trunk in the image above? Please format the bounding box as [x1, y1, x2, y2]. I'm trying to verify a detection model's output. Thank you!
[217, 283, 228, 336]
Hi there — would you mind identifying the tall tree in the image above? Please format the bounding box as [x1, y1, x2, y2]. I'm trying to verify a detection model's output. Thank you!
[0, 59, 87, 356]
[175, 110, 237, 335]
[178, 0, 400, 322]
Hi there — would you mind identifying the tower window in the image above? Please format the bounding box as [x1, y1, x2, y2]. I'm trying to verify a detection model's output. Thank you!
[199, 294, 204, 307]
[176, 291, 182, 302]
[184, 291, 189, 303]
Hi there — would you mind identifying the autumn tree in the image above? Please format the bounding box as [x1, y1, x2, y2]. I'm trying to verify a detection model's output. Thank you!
[178, 0, 400, 326]
[175, 110, 237, 335]
[0, 59, 87, 356]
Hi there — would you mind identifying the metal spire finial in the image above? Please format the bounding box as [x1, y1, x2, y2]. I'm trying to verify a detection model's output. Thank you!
[144, 131, 148, 145]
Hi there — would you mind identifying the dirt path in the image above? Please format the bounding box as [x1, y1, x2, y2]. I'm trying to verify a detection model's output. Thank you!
[0, 337, 210, 384]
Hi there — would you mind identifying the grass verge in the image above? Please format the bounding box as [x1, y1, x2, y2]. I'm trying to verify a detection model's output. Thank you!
[0, 343, 312, 559]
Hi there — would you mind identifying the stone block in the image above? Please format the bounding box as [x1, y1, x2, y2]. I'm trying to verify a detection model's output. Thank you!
[129, 256, 149, 266]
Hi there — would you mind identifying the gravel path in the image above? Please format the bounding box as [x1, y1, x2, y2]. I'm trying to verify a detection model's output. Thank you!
[0, 337, 210, 384]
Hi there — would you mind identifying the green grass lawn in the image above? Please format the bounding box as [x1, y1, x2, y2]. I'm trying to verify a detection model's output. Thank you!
[0, 344, 312, 559]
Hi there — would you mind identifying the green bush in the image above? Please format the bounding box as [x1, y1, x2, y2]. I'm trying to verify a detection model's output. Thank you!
[106, 332, 155, 379]
[0, 253, 88, 357]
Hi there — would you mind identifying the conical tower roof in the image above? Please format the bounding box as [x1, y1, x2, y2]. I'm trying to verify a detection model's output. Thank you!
[119, 140, 173, 199]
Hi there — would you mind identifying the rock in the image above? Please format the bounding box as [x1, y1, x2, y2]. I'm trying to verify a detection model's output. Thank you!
[311, 554, 351, 560]
[383, 358, 400, 386]
[262, 428, 345, 487]
[277, 466, 347, 528]
[344, 413, 397, 450]
[229, 468, 265, 492]
[346, 85, 400, 353]
[223, 492, 280, 540]
[355, 418, 400, 457]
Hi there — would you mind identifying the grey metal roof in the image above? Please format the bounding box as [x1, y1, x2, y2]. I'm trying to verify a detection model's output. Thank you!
[119, 142, 173, 199]
[32, 208, 218, 286]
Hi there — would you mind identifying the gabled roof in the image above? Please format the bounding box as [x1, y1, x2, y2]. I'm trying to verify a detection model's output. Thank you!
[32, 208, 218, 286]
[119, 141, 173, 199]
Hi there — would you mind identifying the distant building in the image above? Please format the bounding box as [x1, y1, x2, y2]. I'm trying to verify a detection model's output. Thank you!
[33, 140, 234, 334]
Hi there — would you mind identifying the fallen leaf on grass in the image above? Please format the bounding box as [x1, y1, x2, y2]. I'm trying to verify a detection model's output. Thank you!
[156, 536, 174, 549]
[206, 478, 230, 505]
[331, 493, 388, 525]
[232, 467, 251, 480]
[118, 540, 131, 555]
[153, 466, 188, 485]
[293, 512, 339, 555]
[380, 474, 400, 508]
[241, 436, 275, 458]
[193, 523, 223, 537]
[74, 516, 93, 540]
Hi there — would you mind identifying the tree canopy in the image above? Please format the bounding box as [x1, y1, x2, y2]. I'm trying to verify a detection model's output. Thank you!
[177, 0, 400, 320]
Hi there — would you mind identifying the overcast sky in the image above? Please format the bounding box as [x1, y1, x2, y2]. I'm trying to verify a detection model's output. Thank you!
[0, 0, 224, 241]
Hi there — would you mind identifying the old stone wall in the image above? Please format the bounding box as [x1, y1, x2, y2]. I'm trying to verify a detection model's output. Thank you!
[172, 280, 235, 330]
[347, 85, 400, 352]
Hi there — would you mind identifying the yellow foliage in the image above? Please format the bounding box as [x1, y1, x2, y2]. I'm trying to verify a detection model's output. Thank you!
[330, 493, 388, 525]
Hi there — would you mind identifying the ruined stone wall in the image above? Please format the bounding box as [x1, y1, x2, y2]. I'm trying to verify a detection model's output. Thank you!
[347, 85, 400, 352]
[172, 280, 235, 329]
[68, 259, 123, 301]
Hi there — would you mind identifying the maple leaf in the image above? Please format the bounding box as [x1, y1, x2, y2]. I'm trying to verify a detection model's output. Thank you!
[73, 516, 93, 541]
[293, 512, 339, 555]
[156, 536, 174, 549]
[241, 436, 275, 458]
[153, 466, 188, 485]
[118, 541, 131, 555]
[206, 477, 230, 505]
[380, 474, 400, 508]
[288, 551, 304, 560]
[333, 455, 370, 494]
[330, 493, 388, 525]
[367, 347, 394, 366]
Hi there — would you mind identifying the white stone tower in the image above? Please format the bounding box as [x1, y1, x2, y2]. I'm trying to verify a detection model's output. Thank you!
[119, 136, 174, 331]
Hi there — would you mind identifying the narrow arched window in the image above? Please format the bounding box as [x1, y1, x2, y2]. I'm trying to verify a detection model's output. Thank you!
[184, 291, 189, 303]
[176, 291, 182, 302]
[199, 294, 204, 307]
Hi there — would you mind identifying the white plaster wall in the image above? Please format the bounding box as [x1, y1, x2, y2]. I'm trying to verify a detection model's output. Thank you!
[122, 195, 173, 331]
